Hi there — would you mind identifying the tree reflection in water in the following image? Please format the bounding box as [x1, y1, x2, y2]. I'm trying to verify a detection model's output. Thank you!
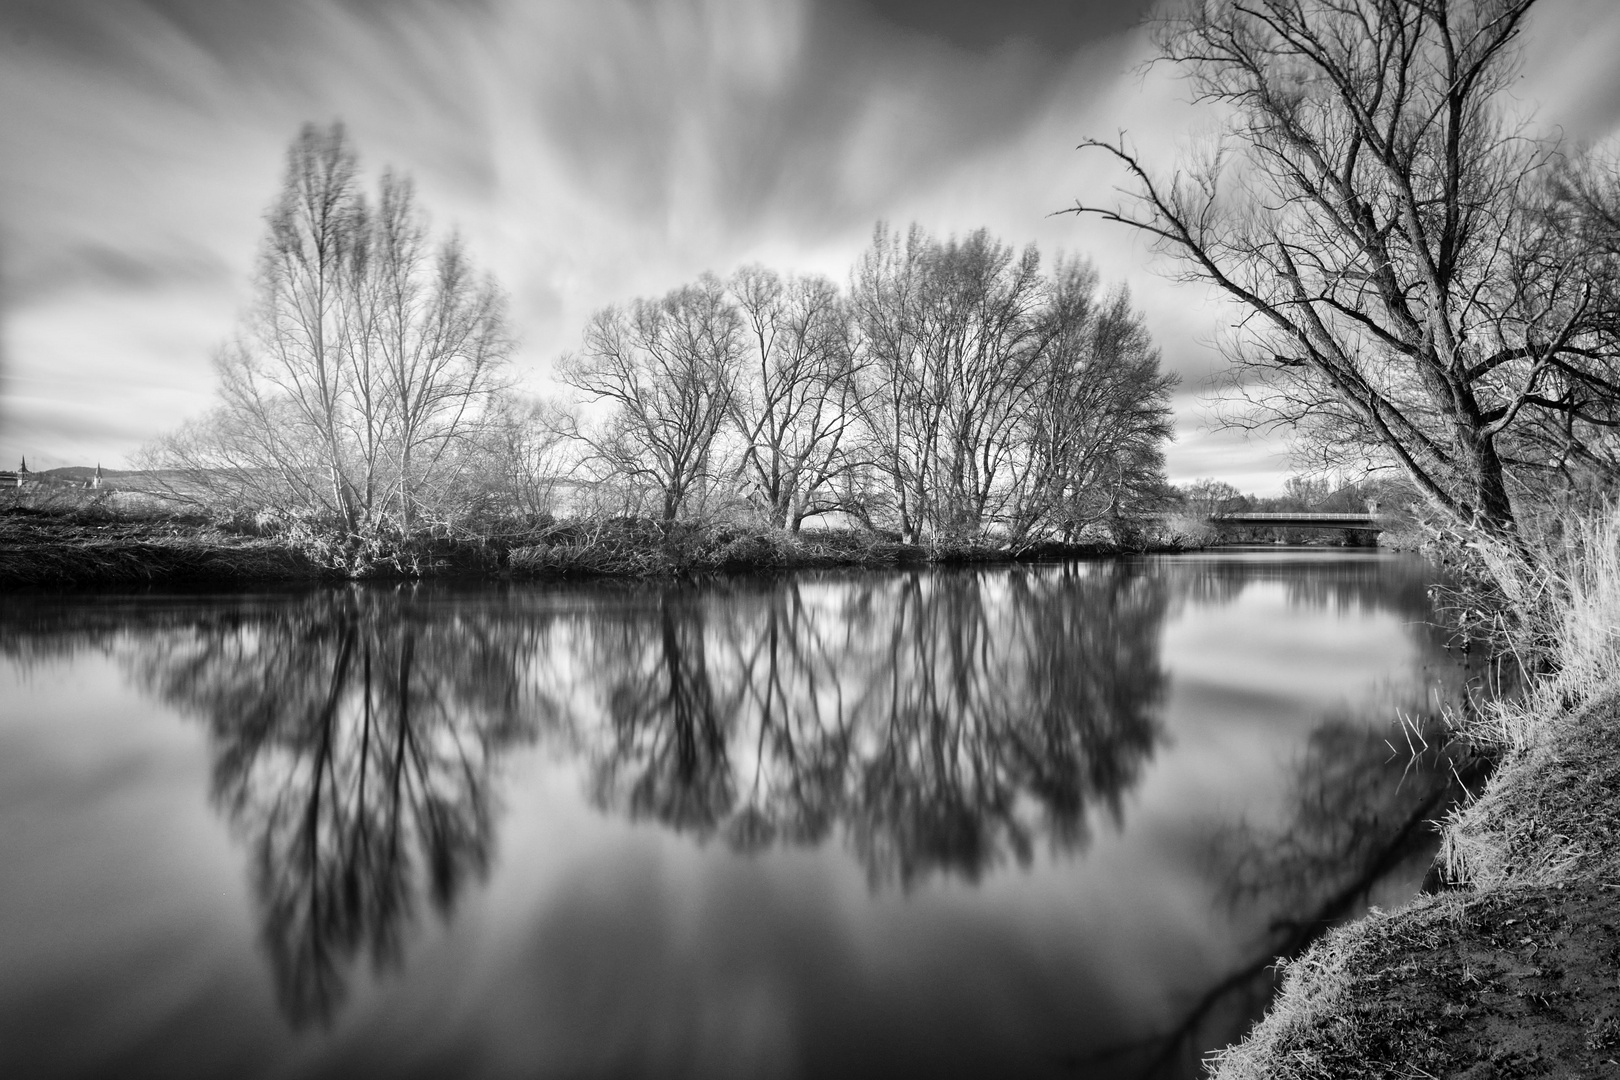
[579, 563, 1171, 887]
[101, 567, 1167, 1025]
[132, 589, 544, 1027]
[1160, 551, 1441, 624]
[1082, 689, 1495, 1077]
[38, 551, 1473, 1050]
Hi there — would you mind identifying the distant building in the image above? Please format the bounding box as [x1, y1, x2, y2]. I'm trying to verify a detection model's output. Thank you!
[0, 457, 26, 488]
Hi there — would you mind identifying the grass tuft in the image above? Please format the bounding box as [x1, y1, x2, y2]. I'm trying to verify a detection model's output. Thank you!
[1470, 503, 1620, 741]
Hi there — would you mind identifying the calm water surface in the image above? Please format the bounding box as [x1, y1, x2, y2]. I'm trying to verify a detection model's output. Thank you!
[0, 550, 1481, 1079]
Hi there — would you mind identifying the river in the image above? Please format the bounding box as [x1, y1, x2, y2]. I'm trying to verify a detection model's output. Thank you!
[0, 549, 1483, 1079]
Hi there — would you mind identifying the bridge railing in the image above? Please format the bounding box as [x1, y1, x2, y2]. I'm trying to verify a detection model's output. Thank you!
[1209, 512, 1377, 523]
[1207, 512, 1381, 530]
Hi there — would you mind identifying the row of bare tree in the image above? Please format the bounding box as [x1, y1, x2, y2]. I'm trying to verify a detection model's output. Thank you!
[146, 124, 1176, 551]
[560, 225, 1176, 542]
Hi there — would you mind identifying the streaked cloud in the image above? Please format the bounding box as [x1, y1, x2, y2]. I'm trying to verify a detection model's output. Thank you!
[2, 0, 1614, 491]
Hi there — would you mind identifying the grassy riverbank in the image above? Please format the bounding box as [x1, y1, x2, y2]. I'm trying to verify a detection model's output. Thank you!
[0, 512, 324, 587]
[0, 502, 1191, 588]
[1213, 507, 1620, 1079]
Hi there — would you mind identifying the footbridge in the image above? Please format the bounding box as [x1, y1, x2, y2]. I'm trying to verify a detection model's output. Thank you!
[1208, 512, 1382, 533]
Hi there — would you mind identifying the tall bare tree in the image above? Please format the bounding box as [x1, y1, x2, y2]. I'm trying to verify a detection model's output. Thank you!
[357, 174, 510, 534]
[148, 124, 510, 550]
[1530, 149, 1620, 496]
[1014, 270, 1176, 542]
[853, 224, 1173, 542]
[228, 121, 369, 531]
[1178, 479, 1249, 520]
[1070, 0, 1618, 544]
[560, 275, 743, 522]
[727, 266, 867, 530]
[926, 230, 1050, 534]
[850, 223, 932, 540]
[853, 224, 1050, 539]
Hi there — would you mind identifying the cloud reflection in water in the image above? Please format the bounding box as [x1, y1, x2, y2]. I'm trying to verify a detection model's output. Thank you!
[0, 553, 1484, 1074]
[115, 564, 1165, 1021]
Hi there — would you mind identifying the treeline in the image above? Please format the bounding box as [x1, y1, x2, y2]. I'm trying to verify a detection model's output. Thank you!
[561, 225, 1175, 543]
[1175, 475, 1390, 519]
[141, 124, 1176, 568]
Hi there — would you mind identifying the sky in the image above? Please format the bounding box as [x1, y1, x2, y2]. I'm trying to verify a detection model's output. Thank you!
[4, 0, 1620, 492]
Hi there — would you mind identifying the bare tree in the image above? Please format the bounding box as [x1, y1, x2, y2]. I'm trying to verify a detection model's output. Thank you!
[727, 266, 867, 530]
[851, 223, 933, 540]
[475, 394, 579, 521]
[852, 223, 1174, 542]
[1280, 475, 1333, 510]
[215, 122, 370, 531]
[1528, 149, 1620, 497]
[1014, 270, 1176, 542]
[1070, 0, 1619, 545]
[560, 275, 743, 522]
[925, 230, 1050, 535]
[147, 123, 509, 550]
[1178, 479, 1249, 520]
[356, 175, 510, 534]
[853, 224, 1050, 540]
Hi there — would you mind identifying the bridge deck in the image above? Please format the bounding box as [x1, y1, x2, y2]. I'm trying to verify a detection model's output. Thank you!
[1209, 512, 1381, 530]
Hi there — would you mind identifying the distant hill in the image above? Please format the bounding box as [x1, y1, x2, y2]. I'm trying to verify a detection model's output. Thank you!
[10, 467, 196, 492]
[34, 467, 135, 482]
[32, 467, 199, 480]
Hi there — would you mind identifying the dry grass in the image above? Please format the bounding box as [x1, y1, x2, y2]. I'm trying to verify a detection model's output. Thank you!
[1211, 880, 1620, 1080]
[1212, 504, 1620, 1078]
[0, 508, 321, 586]
[1439, 683, 1620, 889]
[508, 520, 678, 577]
[505, 521, 931, 577]
[1207, 896, 1462, 1080]
[0, 531, 319, 586]
[1464, 503, 1620, 754]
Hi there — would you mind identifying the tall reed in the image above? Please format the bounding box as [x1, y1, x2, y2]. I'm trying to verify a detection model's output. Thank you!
[1464, 502, 1620, 752]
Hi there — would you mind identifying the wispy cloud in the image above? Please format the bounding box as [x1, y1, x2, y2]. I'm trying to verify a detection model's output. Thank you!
[3, 0, 1615, 489]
